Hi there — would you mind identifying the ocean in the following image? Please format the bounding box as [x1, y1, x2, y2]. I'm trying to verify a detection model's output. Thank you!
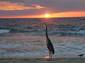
[0, 17, 85, 62]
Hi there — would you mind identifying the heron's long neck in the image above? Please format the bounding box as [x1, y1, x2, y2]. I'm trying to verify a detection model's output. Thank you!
[45, 25, 49, 40]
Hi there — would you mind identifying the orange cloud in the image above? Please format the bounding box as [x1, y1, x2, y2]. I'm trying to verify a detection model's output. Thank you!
[0, 1, 45, 10]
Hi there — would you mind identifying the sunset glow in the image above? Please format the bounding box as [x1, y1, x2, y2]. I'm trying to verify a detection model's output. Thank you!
[0, 11, 85, 18]
[0, 0, 85, 18]
[44, 13, 51, 18]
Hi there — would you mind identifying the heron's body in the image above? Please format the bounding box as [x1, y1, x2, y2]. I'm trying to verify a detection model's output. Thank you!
[46, 33, 55, 55]
[45, 24, 55, 59]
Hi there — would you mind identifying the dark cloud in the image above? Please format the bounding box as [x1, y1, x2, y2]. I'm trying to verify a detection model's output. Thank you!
[4, 0, 84, 11]
[0, 0, 85, 16]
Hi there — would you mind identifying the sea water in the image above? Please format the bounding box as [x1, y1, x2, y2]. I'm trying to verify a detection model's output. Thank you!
[0, 17, 85, 62]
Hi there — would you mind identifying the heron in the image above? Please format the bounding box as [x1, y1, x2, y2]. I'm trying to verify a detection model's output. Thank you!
[44, 24, 55, 59]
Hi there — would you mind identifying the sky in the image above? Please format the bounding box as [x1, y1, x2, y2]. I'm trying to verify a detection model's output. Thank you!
[0, 0, 85, 18]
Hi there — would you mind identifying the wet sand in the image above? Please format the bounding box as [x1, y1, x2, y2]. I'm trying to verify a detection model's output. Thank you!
[0, 58, 85, 63]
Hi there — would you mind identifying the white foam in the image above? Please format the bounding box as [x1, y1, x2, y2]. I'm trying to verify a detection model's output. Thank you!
[0, 29, 10, 33]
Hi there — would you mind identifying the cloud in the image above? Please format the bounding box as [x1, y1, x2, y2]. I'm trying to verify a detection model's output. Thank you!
[31, 4, 45, 9]
[0, 0, 85, 11]
[0, 1, 45, 11]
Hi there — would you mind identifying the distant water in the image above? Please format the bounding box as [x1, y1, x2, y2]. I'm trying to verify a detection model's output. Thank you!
[0, 17, 85, 58]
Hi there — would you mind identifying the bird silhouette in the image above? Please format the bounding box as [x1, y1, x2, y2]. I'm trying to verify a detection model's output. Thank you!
[44, 24, 55, 59]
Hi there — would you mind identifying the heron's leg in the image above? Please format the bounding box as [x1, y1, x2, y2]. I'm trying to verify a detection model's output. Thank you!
[49, 52, 53, 59]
